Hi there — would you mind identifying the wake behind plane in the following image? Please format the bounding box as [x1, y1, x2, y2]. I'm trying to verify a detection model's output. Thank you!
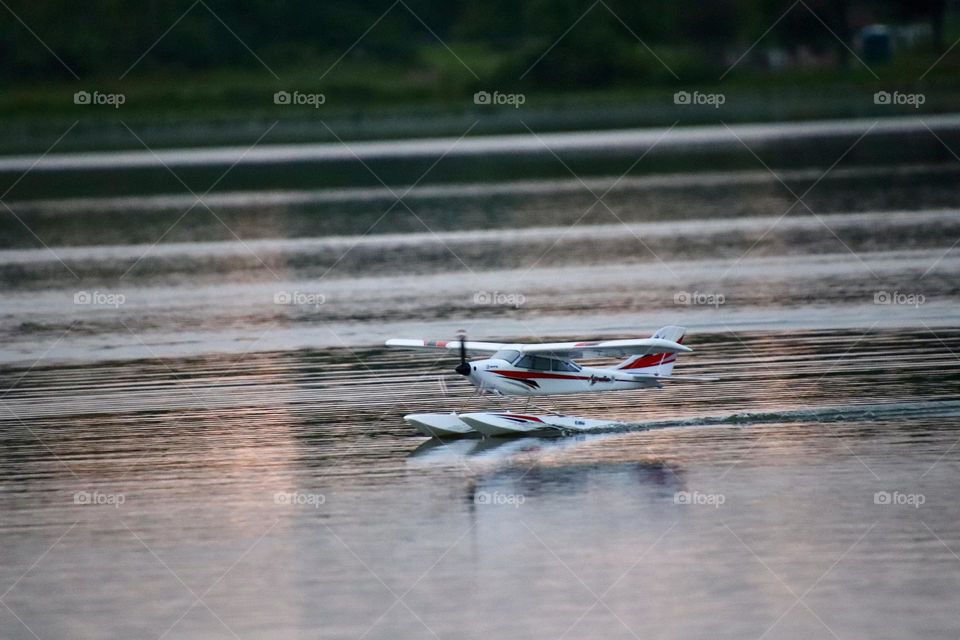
[386, 325, 715, 437]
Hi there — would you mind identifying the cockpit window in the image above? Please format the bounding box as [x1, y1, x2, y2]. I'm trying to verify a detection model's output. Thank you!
[492, 349, 521, 363]
[511, 355, 582, 371]
[514, 355, 534, 369]
[514, 355, 557, 371]
[551, 360, 581, 372]
[530, 357, 552, 371]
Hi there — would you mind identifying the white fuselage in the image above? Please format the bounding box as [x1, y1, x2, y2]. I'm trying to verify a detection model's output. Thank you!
[465, 356, 660, 396]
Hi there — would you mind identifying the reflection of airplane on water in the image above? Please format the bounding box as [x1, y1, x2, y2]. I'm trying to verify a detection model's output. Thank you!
[407, 433, 686, 505]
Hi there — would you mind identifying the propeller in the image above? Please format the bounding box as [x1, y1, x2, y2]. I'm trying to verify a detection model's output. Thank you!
[454, 330, 471, 376]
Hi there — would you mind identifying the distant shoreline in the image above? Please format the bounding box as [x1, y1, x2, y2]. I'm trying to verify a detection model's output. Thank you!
[1, 76, 958, 156]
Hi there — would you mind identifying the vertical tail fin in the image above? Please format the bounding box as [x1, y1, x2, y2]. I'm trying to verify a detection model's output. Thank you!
[616, 326, 686, 376]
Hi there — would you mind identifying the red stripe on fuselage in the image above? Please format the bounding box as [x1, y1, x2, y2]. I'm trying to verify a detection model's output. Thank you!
[494, 370, 591, 381]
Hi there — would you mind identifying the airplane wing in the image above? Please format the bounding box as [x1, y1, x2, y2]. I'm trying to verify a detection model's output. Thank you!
[385, 339, 506, 354]
[519, 337, 692, 359]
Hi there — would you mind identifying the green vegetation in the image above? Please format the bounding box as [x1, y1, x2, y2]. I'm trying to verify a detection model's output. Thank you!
[1, 0, 958, 152]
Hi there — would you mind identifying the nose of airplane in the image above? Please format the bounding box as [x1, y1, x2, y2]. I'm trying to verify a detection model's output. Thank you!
[457, 359, 489, 380]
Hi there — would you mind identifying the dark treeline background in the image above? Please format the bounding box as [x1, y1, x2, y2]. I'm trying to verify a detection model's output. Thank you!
[1, 0, 952, 87]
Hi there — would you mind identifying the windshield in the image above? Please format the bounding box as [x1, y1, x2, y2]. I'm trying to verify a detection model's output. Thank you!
[491, 349, 521, 363]
[514, 355, 581, 371]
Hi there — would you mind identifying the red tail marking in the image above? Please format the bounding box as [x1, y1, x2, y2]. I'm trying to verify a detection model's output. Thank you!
[620, 353, 677, 370]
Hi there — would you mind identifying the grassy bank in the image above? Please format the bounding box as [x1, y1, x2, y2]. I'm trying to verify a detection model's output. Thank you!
[2, 49, 959, 155]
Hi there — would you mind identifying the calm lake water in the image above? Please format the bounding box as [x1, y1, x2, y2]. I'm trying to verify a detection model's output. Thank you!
[1, 120, 959, 639]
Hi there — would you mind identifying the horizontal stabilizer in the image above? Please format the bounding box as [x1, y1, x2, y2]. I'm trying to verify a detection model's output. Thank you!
[628, 374, 718, 382]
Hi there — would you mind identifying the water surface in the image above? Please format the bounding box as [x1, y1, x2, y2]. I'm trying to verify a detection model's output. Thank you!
[1, 122, 959, 639]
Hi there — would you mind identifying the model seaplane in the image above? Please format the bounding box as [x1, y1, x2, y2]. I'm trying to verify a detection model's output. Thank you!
[386, 325, 713, 438]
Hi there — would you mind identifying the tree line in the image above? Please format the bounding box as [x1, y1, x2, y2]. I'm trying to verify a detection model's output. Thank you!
[0, 0, 950, 84]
